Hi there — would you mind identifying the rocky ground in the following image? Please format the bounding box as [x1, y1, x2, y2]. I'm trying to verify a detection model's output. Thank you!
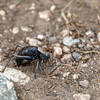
[0, 0, 100, 100]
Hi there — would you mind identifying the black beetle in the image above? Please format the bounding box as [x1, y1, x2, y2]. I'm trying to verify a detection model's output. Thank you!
[3, 45, 50, 77]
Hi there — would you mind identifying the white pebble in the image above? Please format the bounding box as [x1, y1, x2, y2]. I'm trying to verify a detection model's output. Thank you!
[11, 27, 19, 34]
[61, 54, 72, 63]
[73, 93, 91, 100]
[79, 80, 89, 88]
[73, 74, 79, 79]
[0, 65, 5, 72]
[54, 47, 62, 56]
[26, 37, 42, 46]
[50, 5, 56, 12]
[63, 72, 70, 78]
[39, 10, 51, 21]
[63, 46, 70, 53]
[97, 32, 100, 41]
[0, 10, 6, 16]
[21, 26, 31, 32]
[85, 30, 94, 36]
[37, 34, 44, 40]
[61, 29, 69, 37]
[63, 36, 80, 46]
[9, 4, 16, 9]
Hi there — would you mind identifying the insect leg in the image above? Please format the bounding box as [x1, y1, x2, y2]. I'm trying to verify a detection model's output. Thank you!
[2, 45, 25, 72]
[13, 54, 32, 60]
[34, 61, 39, 78]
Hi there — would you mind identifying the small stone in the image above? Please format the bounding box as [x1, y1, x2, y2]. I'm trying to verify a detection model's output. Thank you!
[73, 74, 79, 79]
[79, 80, 89, 88]
[0, 10, 6, 16]
[67, 11, 71, 18]
[21, 26, 31, 32]
[85, 30, 94, 36]
[78, 44, 84, 48]
[52, 76, 56, 79]
[54, 47, 62, 57]
[61, 29, 69, 37]
[57, 17, 62, 22]
[2, 68, 30, 86]
[63, 72, 70, 78]
[63, 46, 70, 53]
[26, 37, 42, 46]
[50, 5, 56, 12]
[61, 54, 72, 63]
[63, 36, 80, 46]
[39, 10, 51, 21]
[81, 63, 88, 67]
[72, 52, 82, 61]
[0, 75, 17, 100]
[0, 65, 5, 72]
[11, 27, 19, 34]
[9, 4, 16, 9]
[97, 32, 100, 41]
[73, 93, 91, 100]
[37, 34, 44, 40]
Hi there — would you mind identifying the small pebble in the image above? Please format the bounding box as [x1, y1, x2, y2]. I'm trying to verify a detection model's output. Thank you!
[67, 11, 71, 18]
[73, 93, 91, 100]
[63, 72, 70, 78]
[97, 32, 100, 41]
[61, 29, 69, 37]
[11, 27, 19, 34]
[63, 46, 70, 53]
[9, 4, 16, 9]
[37, 34, 44, 40]
[26, 37, 42, 46]
[79, 80, 89, 88]
[57, 17, 62, 22]
[0, 65, 5, 72]
[63, 36, 80, 46]
[73, 74, 79, 80]
[54, 47, 62, 57]
[85, 30, 94, 36]
[0, 10, 6, 16]
[50, 5, 56, 12]
[39, 10, 51, 21]
[21, 26, 31, 32]
[72, 52, 82, 61]
[61, 54, 72, 63]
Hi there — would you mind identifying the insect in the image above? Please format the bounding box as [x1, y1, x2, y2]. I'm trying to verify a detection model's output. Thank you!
[3, 45, 50, 78]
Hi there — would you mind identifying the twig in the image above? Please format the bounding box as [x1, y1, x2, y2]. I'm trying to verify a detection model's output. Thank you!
[61, 0, 74, 24]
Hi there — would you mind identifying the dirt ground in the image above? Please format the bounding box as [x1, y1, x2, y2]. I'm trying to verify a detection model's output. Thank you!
[0, 0, 100, 100]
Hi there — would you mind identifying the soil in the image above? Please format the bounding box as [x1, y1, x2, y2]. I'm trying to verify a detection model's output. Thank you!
[0, 0, 100, 100]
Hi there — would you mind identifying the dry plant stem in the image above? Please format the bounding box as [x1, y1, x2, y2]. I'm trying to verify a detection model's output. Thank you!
[61, 0, 74, 24]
